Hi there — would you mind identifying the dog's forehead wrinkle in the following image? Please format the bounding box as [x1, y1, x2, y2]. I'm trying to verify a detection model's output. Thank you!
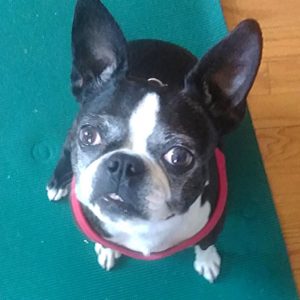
[79, 113, 112, 124]
[164, 132, 196, 147]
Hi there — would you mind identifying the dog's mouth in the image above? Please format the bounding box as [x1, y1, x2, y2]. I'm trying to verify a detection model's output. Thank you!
[100, 193, 128, 209]
[97, 192, 142, 218]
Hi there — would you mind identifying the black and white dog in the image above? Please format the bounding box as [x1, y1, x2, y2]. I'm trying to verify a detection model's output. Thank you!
[47, 0, 262, 283]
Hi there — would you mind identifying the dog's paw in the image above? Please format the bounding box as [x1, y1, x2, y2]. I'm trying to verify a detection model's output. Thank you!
[193, 245, 221, 283]
[46, 177, 69, 201]
[95, 243, 121, 271]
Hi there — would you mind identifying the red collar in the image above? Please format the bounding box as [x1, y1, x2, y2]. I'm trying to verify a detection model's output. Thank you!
[70, 148, 227, 260]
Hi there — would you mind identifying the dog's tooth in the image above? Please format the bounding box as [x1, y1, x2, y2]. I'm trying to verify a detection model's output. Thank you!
[116, 195, 124, 202]
[108, 193, 124, 202]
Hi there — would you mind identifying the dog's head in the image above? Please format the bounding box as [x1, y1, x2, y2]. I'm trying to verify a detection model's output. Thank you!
[70, 0, 262, 222]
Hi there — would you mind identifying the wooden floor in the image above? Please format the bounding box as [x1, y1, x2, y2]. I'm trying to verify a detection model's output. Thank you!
[221, 0, 300, 293]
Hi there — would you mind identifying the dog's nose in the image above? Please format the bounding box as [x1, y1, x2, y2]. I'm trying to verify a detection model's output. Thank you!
[105, 152, 145, 182]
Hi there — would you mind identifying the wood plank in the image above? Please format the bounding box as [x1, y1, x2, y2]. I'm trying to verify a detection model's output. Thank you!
[222, 0, 300, 28]
[269, 57, 300, 94]
[222, 1, 300, 60]
[255, 126, 300, 168]
[262, 26, 300, 60]
[250, 62, 270, 96]
[255, 126, 300, 196]
[248, 92, 300, 128]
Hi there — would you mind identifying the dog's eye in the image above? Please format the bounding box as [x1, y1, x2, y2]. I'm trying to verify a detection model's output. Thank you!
[163, 147, 194, 168]
[79, 125, 101, 146]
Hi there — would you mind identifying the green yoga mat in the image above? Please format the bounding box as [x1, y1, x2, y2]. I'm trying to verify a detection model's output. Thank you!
[0, 0, 298, 299]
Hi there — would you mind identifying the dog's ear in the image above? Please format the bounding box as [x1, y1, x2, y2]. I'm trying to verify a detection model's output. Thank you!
[71, 0, 127, 100]
[184, 19, 262, 134]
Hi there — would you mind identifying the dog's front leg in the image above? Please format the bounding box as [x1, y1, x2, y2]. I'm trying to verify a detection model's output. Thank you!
[193, 244, 221, 283]
[94, 243, 121, 271]
[46, 134, 73, 201]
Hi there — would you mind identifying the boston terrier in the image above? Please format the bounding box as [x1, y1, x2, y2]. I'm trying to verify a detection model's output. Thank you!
[46, 0, 262, 283]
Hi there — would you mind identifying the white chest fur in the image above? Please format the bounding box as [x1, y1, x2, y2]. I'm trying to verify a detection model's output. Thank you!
[87, 195, 211, 256]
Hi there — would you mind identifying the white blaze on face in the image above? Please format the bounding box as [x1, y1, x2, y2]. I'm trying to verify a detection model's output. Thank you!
[127, 92, 171, 218]
[128, 92, 160, 154]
